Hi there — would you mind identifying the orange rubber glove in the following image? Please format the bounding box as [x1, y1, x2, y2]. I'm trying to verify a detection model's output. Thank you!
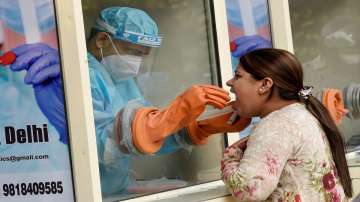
[187, 112, 251, 145]
[132, 85, 231, 154]
[322, 88, 348, 125]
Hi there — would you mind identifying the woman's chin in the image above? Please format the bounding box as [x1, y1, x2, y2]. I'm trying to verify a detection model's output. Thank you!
[236, 109, 252, 118]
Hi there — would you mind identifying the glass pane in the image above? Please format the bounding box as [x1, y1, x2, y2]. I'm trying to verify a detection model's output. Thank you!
[0, 0, 75, 201]
[289, 0, 360, 164]
[81, 0, 224, 200]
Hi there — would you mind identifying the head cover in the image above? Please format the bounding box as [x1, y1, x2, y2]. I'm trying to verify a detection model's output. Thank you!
[298, 86, 313, 101]
[94, 7, 162, 47]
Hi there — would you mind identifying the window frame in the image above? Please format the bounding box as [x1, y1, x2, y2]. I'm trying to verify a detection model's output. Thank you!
[54, 0, 102, 201]
[54, 0, 293, 201]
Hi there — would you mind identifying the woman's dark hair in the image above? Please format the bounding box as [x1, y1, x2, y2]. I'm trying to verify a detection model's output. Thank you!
[239, 48, 352, 197]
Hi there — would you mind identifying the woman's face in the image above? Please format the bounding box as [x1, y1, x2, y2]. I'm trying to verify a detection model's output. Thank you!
[226, 65, 265, 118]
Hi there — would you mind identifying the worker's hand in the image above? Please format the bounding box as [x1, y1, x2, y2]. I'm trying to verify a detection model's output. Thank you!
[10, 43, 68, 144]
[187, 112, 251, 145]
[131, 84, 231, 154]
[179, 84, 231, 113]
[230, 35, 271, 58]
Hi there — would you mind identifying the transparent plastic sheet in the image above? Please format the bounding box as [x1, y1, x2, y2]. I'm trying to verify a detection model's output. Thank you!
[81, 0, 237, 200]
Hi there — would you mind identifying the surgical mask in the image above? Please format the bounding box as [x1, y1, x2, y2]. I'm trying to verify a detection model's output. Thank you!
[100, 34, 143, 80]
[101, 53, 142, 80]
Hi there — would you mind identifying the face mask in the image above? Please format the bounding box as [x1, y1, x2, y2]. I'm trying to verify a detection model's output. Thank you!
[101, 54, 142, 80]
[100, 34, 143, 80]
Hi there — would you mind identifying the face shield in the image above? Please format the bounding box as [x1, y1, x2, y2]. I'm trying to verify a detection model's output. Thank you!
[94, 7, 164, 103]
[135, 46, 164, 103]
[99, 33, 160, 83]
[94, 8, 162, 81]
[115, 37, 159, 78]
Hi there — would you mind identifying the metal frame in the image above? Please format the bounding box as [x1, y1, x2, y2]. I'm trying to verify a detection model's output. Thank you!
[268, 0, 294, 52]
[54, 0, 102, 201]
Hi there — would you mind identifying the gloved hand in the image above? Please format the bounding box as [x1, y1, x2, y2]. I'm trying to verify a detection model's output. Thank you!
[187, 112, 251, 145]
[131, 84, 231, 154]
[230, 35, 272, 58]
[10, 43, 68, 144]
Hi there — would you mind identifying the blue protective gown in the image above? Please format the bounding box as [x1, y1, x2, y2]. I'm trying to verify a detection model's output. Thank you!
[87, 53, 191, 195]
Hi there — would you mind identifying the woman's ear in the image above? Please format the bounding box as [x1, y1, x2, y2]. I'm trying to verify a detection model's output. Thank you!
[95, 32, 110, 49]
[258, 77, 273, 94]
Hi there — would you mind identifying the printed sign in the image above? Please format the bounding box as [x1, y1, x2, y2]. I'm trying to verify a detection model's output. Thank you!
[0, 0, 74, 201]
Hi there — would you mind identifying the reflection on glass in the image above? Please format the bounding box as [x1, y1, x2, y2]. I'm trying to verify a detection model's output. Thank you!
[226, 0, 271, 71]
[289, 0, 360, 163]
[81, 0, 224, 201]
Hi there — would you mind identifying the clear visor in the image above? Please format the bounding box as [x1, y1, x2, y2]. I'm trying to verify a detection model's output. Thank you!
[101, 33, 159, 81]
[135, 48, 162, 103]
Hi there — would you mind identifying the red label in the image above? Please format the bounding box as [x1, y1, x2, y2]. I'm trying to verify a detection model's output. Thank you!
[0, 51, 16, 66]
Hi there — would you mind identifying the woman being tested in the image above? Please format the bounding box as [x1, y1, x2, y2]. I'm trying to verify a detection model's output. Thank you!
[222, 48, 352, 201]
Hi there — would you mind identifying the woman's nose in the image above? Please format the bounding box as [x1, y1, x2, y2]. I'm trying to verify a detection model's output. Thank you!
[226, 78, 233, 87]
[226, 79, 235, 93]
